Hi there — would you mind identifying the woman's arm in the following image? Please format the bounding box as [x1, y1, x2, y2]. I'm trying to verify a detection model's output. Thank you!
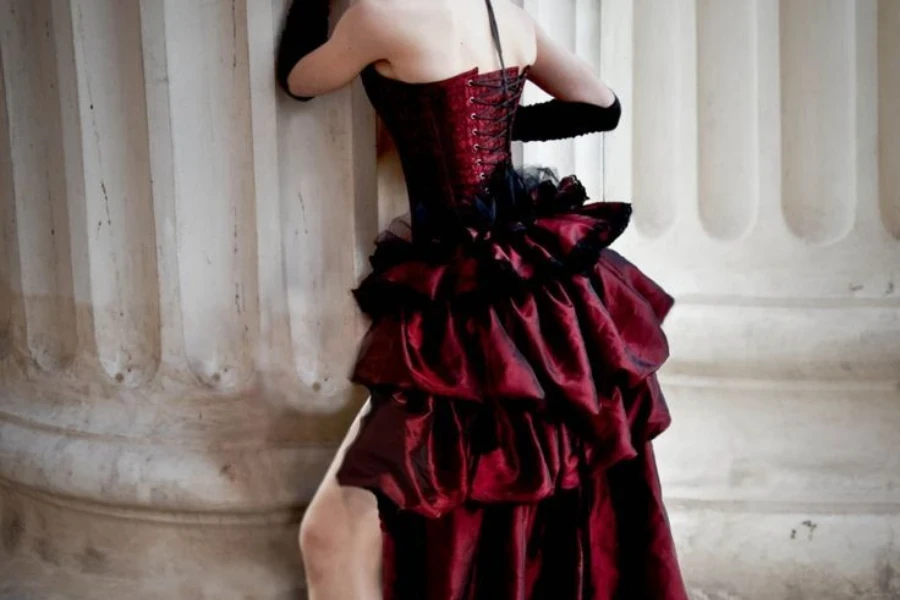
[512, 20, 621, 142]
[277, 1, 388, 101]
[529, 22, 616, 107]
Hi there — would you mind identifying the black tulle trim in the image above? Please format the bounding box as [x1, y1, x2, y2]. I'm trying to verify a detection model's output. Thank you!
[352, 165, 633, 317]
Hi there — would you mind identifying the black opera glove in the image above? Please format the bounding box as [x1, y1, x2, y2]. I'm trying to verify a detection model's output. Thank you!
[276, 0, 331, 101]
[511, 96, 622, 142]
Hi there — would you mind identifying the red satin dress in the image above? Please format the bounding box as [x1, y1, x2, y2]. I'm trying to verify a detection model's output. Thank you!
[335, 62, 689, 600]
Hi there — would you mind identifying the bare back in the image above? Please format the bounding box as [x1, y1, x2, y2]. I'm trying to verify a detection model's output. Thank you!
[365, 0, 536, 83]
[286, 0, 616, 107]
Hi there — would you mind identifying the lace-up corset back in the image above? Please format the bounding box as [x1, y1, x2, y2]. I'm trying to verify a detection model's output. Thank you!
[361, 66, 528, 237]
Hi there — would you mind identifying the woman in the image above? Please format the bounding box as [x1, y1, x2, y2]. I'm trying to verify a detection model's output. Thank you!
[277, 0, 688, 598]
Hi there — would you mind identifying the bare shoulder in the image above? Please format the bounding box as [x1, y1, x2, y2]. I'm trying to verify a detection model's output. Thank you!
[337, 0, 394, 33]
[499, 0, 538, 29]
[495, 0, 538, 65]
[336, 0, 422, 48]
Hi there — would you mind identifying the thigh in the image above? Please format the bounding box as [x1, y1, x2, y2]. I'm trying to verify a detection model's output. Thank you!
[303, 398, 381, 541]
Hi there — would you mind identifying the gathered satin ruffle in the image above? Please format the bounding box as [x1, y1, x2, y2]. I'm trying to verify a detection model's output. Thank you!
[343, 252, 673, 518]
[371, 443, 686, 600]
[337, 168, 686, 599]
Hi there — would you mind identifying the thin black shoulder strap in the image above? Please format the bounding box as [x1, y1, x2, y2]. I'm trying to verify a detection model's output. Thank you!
[484, 0, 507, 72]
[484, 0, 516, 188]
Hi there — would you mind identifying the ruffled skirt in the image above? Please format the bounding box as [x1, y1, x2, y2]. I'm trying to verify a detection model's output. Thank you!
[336, 170, 688, 599]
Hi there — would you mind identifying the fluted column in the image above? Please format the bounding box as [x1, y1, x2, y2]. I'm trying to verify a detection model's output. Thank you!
[535, 1, 900, 598]
[0, 0, 374, 598]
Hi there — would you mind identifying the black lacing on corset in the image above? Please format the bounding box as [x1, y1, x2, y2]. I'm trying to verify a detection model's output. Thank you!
[467, 77, 522, 177]
[463, 0, 518, 187]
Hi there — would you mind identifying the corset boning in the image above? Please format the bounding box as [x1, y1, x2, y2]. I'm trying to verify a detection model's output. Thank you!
[361, 66, 529, 242]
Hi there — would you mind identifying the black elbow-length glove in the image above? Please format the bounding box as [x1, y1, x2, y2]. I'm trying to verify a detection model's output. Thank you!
[511, 96, 622, 142]
[275, 0, 331, 101]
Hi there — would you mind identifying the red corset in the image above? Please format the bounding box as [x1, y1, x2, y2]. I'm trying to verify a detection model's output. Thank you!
[362, 66, 528, 237]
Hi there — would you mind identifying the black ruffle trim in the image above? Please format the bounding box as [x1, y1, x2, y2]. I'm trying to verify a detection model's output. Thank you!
[352, 166, 633, 316]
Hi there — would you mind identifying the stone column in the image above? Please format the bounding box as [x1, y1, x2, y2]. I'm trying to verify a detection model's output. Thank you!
[0, 0, 374, 598]
[601, 1, 898, 598]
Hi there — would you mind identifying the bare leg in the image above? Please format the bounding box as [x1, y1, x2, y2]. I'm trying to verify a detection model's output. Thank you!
[299, 399, 382, 600]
